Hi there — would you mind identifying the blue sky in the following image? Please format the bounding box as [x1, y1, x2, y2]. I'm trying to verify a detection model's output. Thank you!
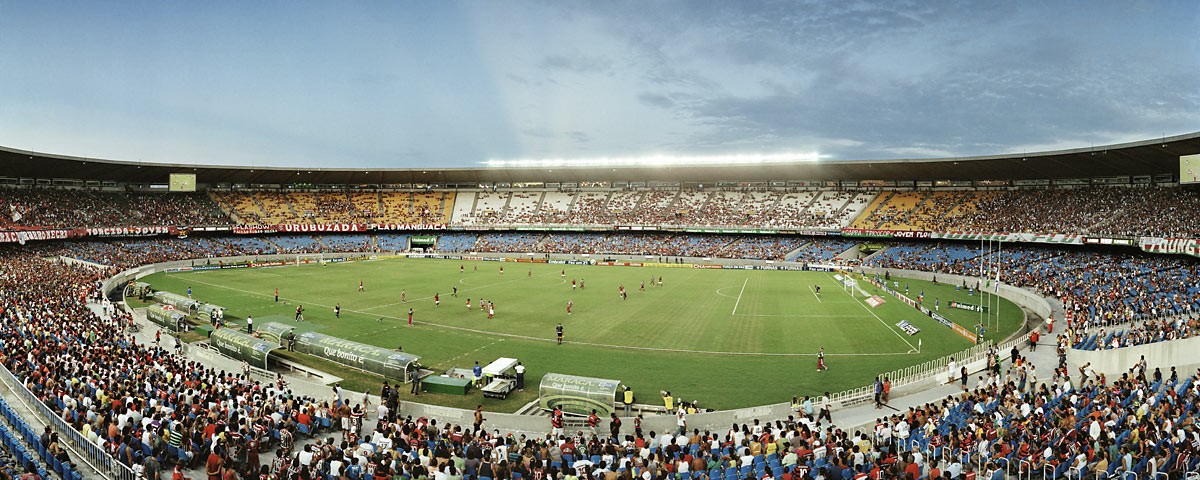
[0, 1, 1197, 168]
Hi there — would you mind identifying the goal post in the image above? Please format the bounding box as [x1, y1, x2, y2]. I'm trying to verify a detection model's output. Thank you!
[296, 253, 324, 266]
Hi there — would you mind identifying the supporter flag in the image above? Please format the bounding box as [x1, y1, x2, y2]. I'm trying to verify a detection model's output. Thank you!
[9, 205, 20, 222]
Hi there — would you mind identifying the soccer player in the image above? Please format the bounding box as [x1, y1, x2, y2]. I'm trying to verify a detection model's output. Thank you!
[487, 302, 494, 319]
[401, 289, 406, 303]
[434, 293, 440, 308]
[640, 281, 645, 291]
[358, 281, 364, 292]
[579, 278, 584, 289]
[452, 286, 458, 297]
[817, 347, 828, 372]
[466, 298, 472, 311]
[527, 270, 532, 278]
[474, 264, 477, 272]
[479, 298, 487, 313]
[815, 285, 821, 295]
[658, 276, 662, 287]
[460, 264, 464, 273]
[187, 286, 192, 297]
[561, 269, 565, 279]
[572, 279, 577, 290]
[334, 303, 341, 318]
[295, 305, 304, 322]
[499, 266, 503, 275]
[566, 300, 573, 316]
[556, 322, 564, 344]
[408, 308, 414, 326]
[274, 288, 279, 302]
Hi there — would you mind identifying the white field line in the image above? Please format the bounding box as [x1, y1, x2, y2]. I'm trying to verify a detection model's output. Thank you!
[731, 277, 749, 315]
[824, 272, 918, 353]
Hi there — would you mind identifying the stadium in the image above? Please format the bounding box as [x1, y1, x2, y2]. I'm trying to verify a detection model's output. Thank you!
[2, 3, 1200, 480]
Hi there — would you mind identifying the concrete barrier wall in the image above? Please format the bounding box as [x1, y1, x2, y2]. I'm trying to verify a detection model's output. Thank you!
[1067, 336, 1200, 377]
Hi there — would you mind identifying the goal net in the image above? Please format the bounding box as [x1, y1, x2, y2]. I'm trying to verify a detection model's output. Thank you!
[296, 253, 325, 266]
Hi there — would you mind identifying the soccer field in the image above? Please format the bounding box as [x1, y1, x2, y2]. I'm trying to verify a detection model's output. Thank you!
[141, 257, 1023, 411]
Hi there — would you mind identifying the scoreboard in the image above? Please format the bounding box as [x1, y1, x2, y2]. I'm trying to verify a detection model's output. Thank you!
[1182, 154, 1200, 185]
[169, 173, 197, 192]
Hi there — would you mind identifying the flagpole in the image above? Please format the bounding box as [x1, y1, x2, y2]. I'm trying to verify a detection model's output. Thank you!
[979, 238, 985, 337]
[994, 239, 1001, 331]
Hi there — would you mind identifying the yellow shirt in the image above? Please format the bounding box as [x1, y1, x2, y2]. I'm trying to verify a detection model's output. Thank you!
[664, 396, 674, 411]
[624, 390, 634, 404]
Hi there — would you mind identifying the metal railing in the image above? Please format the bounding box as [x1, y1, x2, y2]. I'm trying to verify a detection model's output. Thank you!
[0, 363, 136, 480]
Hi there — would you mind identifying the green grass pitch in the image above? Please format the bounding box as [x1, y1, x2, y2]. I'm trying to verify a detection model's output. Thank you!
[141, 257, 1023, 411]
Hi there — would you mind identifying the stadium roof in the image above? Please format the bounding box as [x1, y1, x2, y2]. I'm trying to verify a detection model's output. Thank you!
[1, 131, 1198, 186]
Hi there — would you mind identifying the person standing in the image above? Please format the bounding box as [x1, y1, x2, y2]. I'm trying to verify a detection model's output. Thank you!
[515, 362, 526, 390]
[274, 288, 279, 302]
[873, 377, 883, 409]
[556, 323, 564, 344]
[817, 347, 828, 372]
[566, 300, 573, 315]
[295, 305, 304, 322]
[473, 405, 485, 434]
[434, 293, 440, 308]
[587, 410, 601, 437]
[622, 386, 634, 417]
[819, 392, 832, 423]
[246, 315, 254, 334]
[410, 364, 422, 395]
[401, 289, 407, 303]
[334, 304, 341, 318]
[408, 308, 414, 326]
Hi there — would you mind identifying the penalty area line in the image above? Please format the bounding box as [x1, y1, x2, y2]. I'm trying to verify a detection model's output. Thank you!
[824, 272, 919, 354]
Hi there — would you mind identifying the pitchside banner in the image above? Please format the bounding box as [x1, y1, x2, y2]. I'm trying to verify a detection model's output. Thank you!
[949, 301, 989, 313]
[210, 328, 280, 369]
[539, 373, 620, 416]
[257, 322, 419, 382]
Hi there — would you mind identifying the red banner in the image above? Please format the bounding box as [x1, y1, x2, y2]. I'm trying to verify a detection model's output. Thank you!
[376, 223, 447, 230]
[274, 224, 367, 233]
[0, 229, 77, 244]
[85, 226, 173, 237]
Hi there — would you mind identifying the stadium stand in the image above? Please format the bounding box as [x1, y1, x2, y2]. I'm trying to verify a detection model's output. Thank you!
[375, 233, 411, 252]
[321, 234, 375, 252]
[0, 188, 227, 228]
[435, 233, 480, 252]
[2, 227, 1200, 479]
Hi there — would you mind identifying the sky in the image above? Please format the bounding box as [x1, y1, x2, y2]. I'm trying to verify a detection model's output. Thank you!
[0, 1, 1198, 169]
